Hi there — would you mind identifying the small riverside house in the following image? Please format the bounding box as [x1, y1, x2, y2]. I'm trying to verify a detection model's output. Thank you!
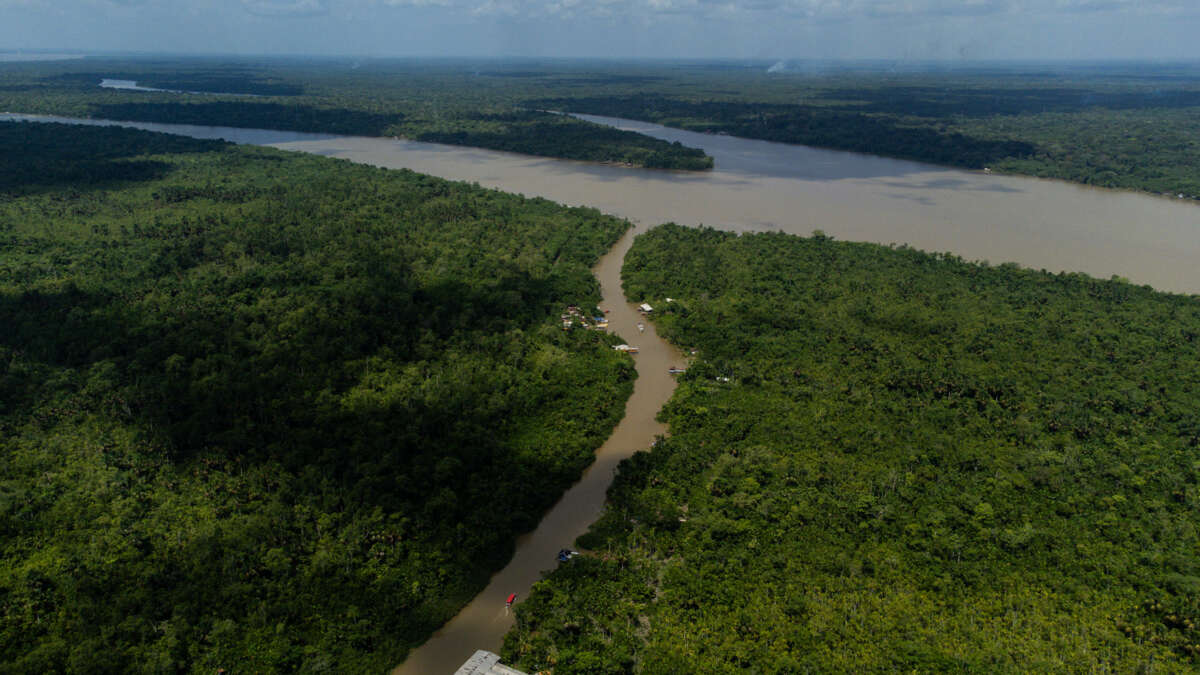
[456, 650, 528, 675]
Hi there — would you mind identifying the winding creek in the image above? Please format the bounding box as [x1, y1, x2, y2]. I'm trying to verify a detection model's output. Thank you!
[5, 109, 1200, 672]
[393, 229, 681, 674]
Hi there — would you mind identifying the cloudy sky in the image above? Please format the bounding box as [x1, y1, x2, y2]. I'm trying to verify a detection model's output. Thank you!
[2, 0, 1198, 60]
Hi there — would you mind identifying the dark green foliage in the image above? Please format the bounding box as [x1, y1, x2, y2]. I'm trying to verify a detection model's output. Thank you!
[532, 95, 1036, 169]
[504, 224, 1200, 672]
[10, 57, 1200, 188]
[0, 121, 634, 672]
[0, 59, 713, 170]
[0, 121, 224, 191]
[139, 77, 304, 97]
[819, 84, 1200, 117]
[94, 101, 403, 136]
[521, 64, 1200, 196]
[957, 108, 1200, 195]
[44, 71, 304, 96]
[406, 110, 712, 170]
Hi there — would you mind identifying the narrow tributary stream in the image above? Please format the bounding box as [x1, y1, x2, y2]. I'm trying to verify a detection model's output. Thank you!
[1, 111, 683, 673]
[393, 225, 681, 673]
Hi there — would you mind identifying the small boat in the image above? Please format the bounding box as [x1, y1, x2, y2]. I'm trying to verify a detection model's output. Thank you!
[637, 322, 645, 333]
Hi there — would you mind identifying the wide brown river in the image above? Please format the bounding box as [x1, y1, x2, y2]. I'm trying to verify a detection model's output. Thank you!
[6, 111, 1199, 292]
[272, 113, 1200, 295]
[5, 110, 1200, 673]
[278, 119, 1200, 671]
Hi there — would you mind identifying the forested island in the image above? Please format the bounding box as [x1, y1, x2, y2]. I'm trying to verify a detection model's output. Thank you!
[0, 120, 635, 671]
[504, 225, 1200, 672]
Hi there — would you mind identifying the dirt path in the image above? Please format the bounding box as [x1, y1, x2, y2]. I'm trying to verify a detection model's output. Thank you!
[392, 225, 682, 674]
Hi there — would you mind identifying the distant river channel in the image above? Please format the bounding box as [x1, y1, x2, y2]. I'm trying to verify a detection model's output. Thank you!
[4, 110, 1199, 293]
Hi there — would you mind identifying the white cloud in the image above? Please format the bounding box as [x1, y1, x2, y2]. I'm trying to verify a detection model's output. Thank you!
[383, 0, 453, 6]
[2, 0, 1197, 58]
[243, 0, 328, 16]
[352, 0, 1199, 23]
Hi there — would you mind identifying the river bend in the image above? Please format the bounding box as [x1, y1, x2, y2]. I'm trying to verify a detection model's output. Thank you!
[5, 110, 1200, 673]
[4, 111, 1199, 294]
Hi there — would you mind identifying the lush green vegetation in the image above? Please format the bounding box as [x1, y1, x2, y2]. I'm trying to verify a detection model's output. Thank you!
[7, 57, 1200, 189]
[0, 59, 713, 170]
[523, 63, 1200, 197]
[93, 100, 406, 136]
[504, 224, 1200, 672]
[46, 70, 305, 96]
[400, 110, 710, 170]
[536, 94, 1037, 169]
[0, 120, 636, 672]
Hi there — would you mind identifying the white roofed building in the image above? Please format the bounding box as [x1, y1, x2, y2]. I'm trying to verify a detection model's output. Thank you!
[455, 650, 528, 675]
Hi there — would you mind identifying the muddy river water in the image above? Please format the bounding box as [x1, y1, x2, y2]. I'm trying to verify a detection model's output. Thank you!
[5, 112, 1199, 293]
[392, 229, 681, 674]
[5, 110, 1200, 672]
[274, 113, 1200, 295]
[280, 118, 1200, 672]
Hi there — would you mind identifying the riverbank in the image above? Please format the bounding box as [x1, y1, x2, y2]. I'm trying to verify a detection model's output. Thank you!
[271, 125, 1200, 296]
[503, 223, 1200, 672]
[6, 112, 1200, 293]
[393, 225, 683, 673]
[0, 121, 637, 673]
[6, 105, 1200, 671]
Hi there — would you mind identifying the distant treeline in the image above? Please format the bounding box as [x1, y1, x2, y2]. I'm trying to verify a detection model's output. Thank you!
[94, 101, 404, 136]
[5, 57, 1199, 192]
[818, 84, 1200, 118]
[405, 110, 712, 170]
[0, 120, 633, 672]
[44, 71, 305, 96]
[521, 68, 1200, 197]
[532, 95, 1036, 169]
[0, 63, 716, 171]
[505, 224, 1200, 672]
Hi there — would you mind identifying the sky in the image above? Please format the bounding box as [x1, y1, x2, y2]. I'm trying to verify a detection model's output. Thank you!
[2, 0, 1199, 61]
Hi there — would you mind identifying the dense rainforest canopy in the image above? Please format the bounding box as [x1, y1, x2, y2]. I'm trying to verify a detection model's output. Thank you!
[504, 224, 1200, 673]
[0, 61, 713, 170]
[524, 63, 1200, 198]
[0, 120, 635, 672]
[5, 55, 1200, 674]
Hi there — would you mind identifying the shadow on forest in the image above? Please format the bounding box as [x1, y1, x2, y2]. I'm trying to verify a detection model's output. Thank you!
[0, 285, 121, 370]
[0, 265, 576, 518]
[93, 101, 404, 137]
[0, 121, 222, 193]
[0, 271, 590, 665]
